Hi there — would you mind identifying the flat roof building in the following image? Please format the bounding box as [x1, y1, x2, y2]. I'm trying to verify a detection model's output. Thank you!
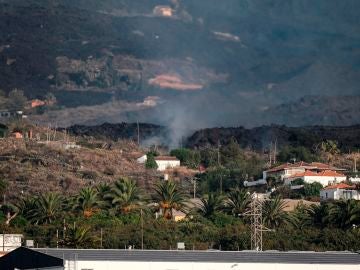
[34, 248, 360, 270]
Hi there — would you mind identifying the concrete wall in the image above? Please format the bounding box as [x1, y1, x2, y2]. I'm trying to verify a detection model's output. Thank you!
[156, 160, 180, 171]
[65, 260, 360, 270]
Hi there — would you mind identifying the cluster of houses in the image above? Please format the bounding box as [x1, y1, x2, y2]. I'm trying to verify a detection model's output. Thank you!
[245, 161, 360, 201]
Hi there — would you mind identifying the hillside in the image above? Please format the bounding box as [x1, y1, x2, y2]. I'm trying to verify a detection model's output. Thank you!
[186, 125, 360, 152]
[0, 136, 159, 200]
[0, 0, 359, 135]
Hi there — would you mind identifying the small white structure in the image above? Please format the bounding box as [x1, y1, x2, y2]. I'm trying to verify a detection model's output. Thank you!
[136, 154, 147, 164]
[244, 179, 267, 187]
[155, 156, 180, 171]
[320, 183, 360, 201]
[349, 176, 360, 183]
[284, 170, 347, 187]
[0, 234, 23, 252]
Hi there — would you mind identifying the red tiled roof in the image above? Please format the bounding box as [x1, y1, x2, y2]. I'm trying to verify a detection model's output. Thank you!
[154, 156, 179, 161]
[318, 170, 346, 177]
[287, 170, 346, 179]
[309, 162, 345, 171]
[267, 161, 312, 173]
[323, 183, 353, 190]
[267, 161, 345, 173]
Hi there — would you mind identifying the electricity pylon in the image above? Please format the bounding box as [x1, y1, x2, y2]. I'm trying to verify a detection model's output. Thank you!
[244, 193, 271, 251]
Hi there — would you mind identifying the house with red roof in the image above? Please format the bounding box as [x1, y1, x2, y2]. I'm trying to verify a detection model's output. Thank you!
[284, 170, 347, 186]
[320, 183, 360, 200]
[264, 161, 346, 186]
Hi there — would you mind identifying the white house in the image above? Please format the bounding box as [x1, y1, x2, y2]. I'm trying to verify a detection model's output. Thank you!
[264, 161, 344, 181]
[284, 170, 347, 186]
[34, 249, 360, 270]
[154, 156, 180, 171]
[320, 183, 360, 201]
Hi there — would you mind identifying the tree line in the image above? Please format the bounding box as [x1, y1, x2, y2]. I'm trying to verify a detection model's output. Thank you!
[1, 178, 360, 251]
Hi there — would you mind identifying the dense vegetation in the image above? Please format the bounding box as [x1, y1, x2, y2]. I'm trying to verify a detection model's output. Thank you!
[1, 175, 360, 251]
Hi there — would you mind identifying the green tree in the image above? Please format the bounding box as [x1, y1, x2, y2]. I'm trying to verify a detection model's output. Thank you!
[303, 182, 322, 197]
[224, 188, 251, 217]
[306, 203, 329, 228]
[328, 200, 360, 229]
[198, 193, 224, 218]
[107, 178, 142, 214]
[145, 154, 158, 170]
[263, 196, 288, 229]
[61, 226, 95, 248]
[152, 181, 188, 220]
[278, 146, 315, 163]
[74, 187, 102, 218]
[170, 148, 201, 169]
[30, 193, 64, 225]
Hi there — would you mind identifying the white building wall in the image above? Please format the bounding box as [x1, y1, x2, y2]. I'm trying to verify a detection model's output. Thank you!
[66, 260, 360, 270]
[156, 160, 180, 171]
[285, 176, 347, 187]
[303, 175, 346, 186]
[137, 155, 147, 164]
[321, 189, 360, 201]
[0, 234, 22, 252]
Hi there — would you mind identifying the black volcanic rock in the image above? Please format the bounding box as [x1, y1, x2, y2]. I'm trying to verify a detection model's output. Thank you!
[0, 0, 359, 128]
[186, 125, 360, 152]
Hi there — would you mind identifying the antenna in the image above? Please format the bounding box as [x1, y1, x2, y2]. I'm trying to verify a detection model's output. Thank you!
[273, 139, 277, 164]
[217, 139, 221, 166]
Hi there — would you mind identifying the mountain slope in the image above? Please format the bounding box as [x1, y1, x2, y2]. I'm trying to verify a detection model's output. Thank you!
[0, 0, 359, 138]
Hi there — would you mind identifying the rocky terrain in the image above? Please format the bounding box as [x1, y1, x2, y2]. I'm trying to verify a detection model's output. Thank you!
[0, 137, 152, 198]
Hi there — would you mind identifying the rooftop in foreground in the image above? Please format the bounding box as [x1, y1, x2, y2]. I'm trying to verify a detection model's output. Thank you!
[34, 249, 360, 264]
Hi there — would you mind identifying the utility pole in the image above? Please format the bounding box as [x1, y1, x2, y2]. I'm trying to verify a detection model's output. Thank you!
[354, 157, 357, 173]
[100, 228, 103, 249]
[269, 142, 272, 165]
[273, 139, 277, 165]
[217, 140, 221, 166]
[140, 209, 144, 250]
[56, 229, 59, 248]
[137, 121, 140, 146]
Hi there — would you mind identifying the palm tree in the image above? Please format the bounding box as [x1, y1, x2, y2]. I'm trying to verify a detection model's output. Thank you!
[107, 178, 142, 214]
[198, 193, 224, 218]
[224, 188, 251, 217]
[153, 180, 188, 220]
[31, 193, 63, 224]
[262, 196, 288, 229]
[74, 187, 102, 218]
[16, 196, 37, 220]
[306, 203, 329, 228]
[61, 226, 94, 248]
[288, 203, 312, 230]
[328, 200, 360, 229]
